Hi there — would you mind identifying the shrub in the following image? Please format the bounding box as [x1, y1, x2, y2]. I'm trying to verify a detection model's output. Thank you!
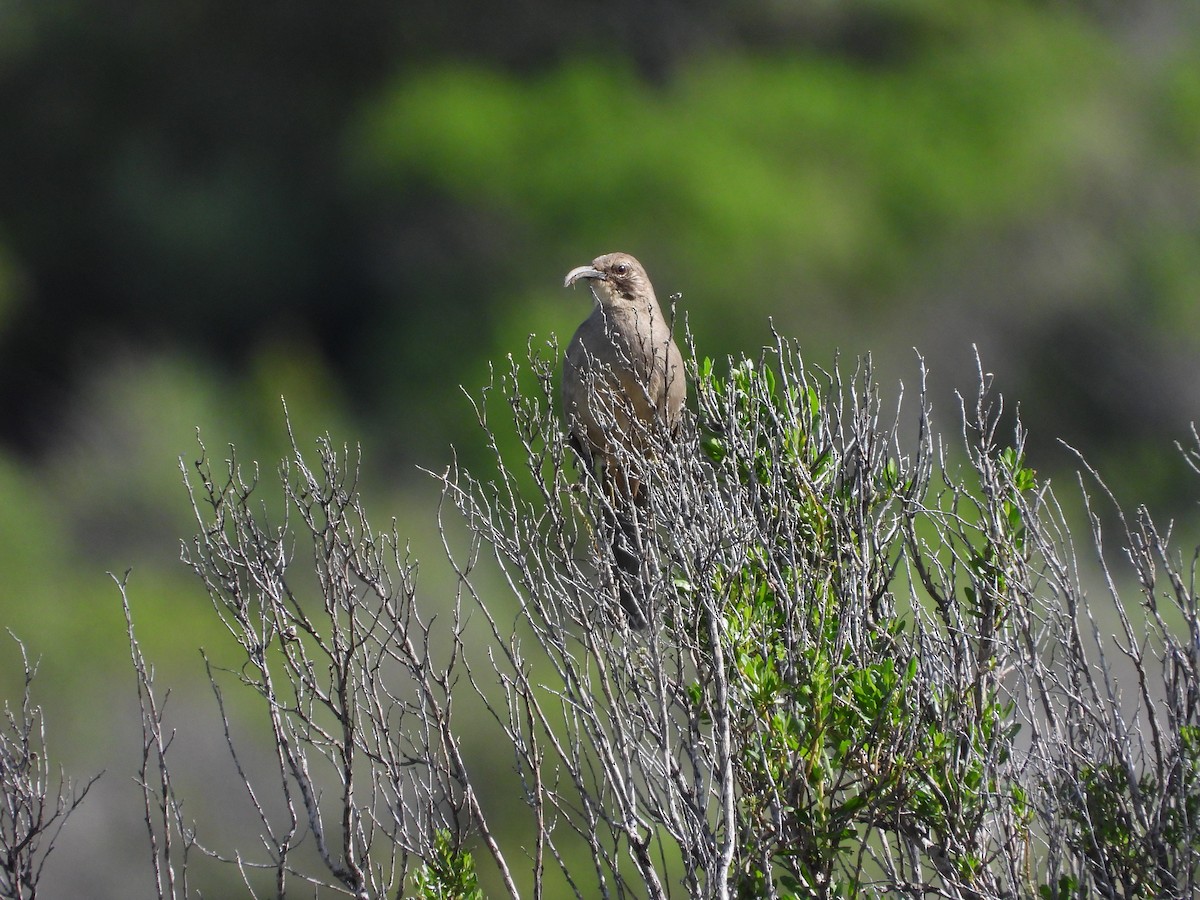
[113, 335, 1200, 899]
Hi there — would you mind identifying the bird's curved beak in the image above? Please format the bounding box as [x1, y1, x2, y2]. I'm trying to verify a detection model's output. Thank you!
[564, 265, 606, 288]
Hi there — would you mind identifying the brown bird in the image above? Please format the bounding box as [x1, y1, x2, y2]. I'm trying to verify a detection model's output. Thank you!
[562, 252, 686, 628]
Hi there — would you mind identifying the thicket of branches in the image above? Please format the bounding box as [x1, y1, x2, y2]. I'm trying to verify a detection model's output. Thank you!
[0, 638, 98, 900]
[9, 334, 1200, 899]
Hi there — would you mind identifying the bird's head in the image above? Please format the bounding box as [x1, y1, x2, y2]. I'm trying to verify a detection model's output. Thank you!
[563, 252, 655, 307]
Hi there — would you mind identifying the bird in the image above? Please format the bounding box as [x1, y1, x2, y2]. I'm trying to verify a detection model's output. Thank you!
[562, 252, 686, 629]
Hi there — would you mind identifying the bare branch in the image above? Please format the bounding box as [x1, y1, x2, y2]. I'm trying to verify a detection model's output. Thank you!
[0, 632, 100, 900]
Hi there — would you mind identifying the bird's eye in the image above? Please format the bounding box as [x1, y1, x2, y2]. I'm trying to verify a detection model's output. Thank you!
[614, 263, 629, 276]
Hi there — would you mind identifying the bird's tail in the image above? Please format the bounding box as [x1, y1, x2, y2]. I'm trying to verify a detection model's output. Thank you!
[605, 503, 649, 630]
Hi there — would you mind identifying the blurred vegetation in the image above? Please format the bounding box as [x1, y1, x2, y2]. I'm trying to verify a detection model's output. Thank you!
[0, 0, 1198, 895]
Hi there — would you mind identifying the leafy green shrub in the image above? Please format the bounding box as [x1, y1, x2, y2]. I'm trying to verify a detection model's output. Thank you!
[119, 336, 1200, 898]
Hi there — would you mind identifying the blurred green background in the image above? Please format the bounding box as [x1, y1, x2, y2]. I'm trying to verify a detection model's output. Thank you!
[1, 0, 1199, 895]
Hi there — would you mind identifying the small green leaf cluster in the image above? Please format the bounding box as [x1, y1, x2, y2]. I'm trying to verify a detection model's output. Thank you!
[722, 558, 917, 897]
[693, 352, 1028, 896]
[411, 830, 483, 900]
[1051, 724, 1200, 897]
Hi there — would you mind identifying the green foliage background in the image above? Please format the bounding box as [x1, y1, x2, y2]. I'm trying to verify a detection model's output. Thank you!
[0, 0, 1198, 895]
